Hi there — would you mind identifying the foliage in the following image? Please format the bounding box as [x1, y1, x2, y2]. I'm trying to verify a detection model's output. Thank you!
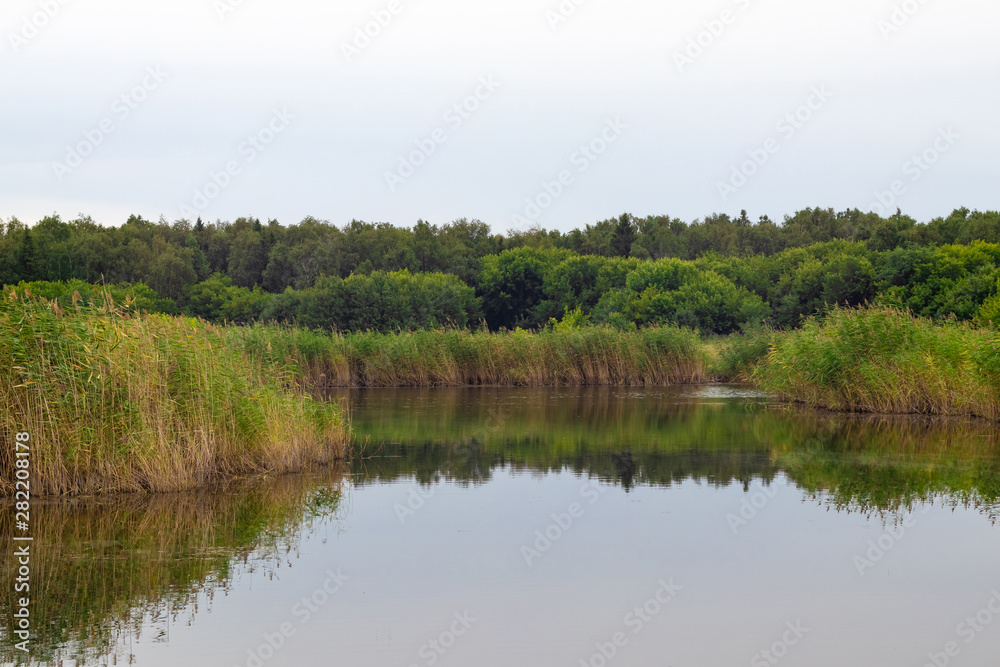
[185, 273, 272, 323]
[287, 270, 482, 332]
[550, 306, 590, 332]
[477, 247, 574, 329]
[2, 279, 177, 315]
[699, 240, 877, 328]
[592, 258, 770, 334]
[537, 254, 639, 323]
[0, 289, 348, 496]
[753, 304, 1000, 419]
[230, 322, 708, 388]
[876, 241, 1000, 321]
[711, 327, 780, 380]
[6, 208, 1000, 335]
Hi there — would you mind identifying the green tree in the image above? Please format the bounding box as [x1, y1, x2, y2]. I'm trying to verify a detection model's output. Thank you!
[477, 247, 574, 329]
[185, 273, 272, 323]
[227, 228, 267, 287]
[290, 270, 480, 332]
[610, 213, 637, 258]
[593, 258, 769, 334]
[14, 228, 37, 282]
[147, 244, 197, 301]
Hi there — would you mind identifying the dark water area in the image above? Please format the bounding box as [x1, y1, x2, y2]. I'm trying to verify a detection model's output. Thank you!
[4, 386, 1000, 666]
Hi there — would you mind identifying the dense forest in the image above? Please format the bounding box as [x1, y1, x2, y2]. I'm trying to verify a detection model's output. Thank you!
[4, 206, 1000, 334]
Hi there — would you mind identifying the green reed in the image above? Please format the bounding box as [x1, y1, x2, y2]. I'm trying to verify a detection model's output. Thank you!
[229, 323, 709, 388]
[753, 304, 1000, 419]
[0, 288, 348, 496]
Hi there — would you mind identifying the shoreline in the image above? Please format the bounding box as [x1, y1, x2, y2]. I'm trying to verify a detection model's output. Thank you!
[1, 292, 349, 498]
[7, 293, 1000, 497]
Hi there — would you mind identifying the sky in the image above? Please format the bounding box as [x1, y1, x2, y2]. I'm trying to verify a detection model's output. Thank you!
[1, 0, 997, 233]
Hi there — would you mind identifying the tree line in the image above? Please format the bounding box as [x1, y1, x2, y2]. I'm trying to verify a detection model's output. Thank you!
[4, 207, 1000, 334]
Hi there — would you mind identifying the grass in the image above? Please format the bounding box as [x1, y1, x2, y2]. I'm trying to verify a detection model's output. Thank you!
[12, 276, 1000, 500]
[708, 327, 779, 381]
[231, 323, 709, 387]
[751, 304, 1000, 419]
[0, 288, 349, 496]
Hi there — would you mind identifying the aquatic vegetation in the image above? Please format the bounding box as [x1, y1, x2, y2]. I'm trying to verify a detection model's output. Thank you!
[0, 288, 348, 496]
[708, 327, 779, 381]
[232, 323, 709, 387]
[753, 304, 1000, 419]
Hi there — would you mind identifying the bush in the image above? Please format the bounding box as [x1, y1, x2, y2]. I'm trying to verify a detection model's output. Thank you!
[291, 270, 481, 332]
[477, 247, 574, 329]
[184, 273, 272, 323]
[538, 255, 639, 322]
[593, 258, 769, 334]
[876, 241, 1000, 321]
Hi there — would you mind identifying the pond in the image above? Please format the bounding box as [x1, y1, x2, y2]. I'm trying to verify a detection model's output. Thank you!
[4, 386, 1000, 666]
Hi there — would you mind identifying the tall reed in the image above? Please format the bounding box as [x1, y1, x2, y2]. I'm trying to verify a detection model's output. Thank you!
[753, 304, 1000, 419]
[709, 327, 779, 381]
[0, 289, 348, 496]
[231, 324, 708, 388]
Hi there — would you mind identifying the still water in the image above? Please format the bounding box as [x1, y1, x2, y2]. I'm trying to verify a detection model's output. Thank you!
[4, 386, 1000, 666]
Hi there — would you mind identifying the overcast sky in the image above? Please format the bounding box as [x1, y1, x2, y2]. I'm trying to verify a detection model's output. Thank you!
[1, 0, 997, 232]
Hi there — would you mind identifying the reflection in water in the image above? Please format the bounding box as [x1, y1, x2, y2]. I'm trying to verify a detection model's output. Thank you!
[0, 468, 345, 665]
[341, 386, 1000, 517]
[4, 386, 1000, 665]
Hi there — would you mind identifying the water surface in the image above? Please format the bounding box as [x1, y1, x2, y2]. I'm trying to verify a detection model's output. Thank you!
[4, 386, 1000, 666]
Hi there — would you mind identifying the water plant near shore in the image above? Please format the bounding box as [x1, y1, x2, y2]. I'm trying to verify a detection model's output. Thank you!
[752, 305, 1000, 419]
[232, 323, 709, 388]
[0, 289, 348, 496]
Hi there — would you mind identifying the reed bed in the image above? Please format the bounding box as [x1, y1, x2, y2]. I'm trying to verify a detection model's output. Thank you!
[708, 327, 779, 381]
[231, 324, 709, 388]
[0, 289, 348, 496]
[753, 305, 1000, 419]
